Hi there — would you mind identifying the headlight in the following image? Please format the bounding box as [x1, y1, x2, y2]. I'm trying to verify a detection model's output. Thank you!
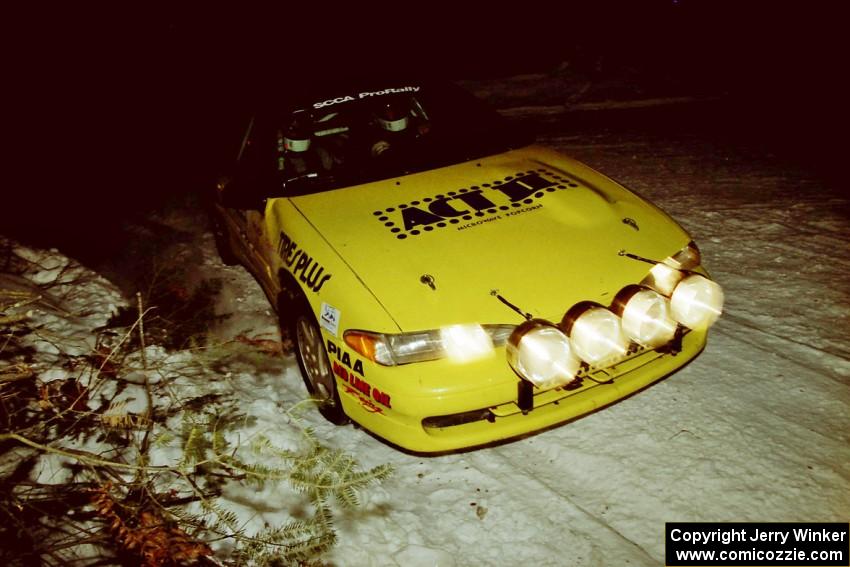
[440, 324, 494, 363]
[506, 320, 580, 389]
[563, 305, 628, 366]
[344, 324, 513, 366]
[616, 287, 677, 348]
[670, 274, 724, 329]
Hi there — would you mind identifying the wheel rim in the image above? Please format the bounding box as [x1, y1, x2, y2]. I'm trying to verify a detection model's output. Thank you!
[296, 316, 335, 404]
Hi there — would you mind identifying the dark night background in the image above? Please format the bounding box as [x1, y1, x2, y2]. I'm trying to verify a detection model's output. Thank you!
[7, 1, 847, 259]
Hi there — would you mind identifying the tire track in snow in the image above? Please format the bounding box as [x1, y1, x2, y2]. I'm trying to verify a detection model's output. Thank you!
[687, 330, 850, 484]
[467, 446, 662, 566]
[718, 313, 850, 373]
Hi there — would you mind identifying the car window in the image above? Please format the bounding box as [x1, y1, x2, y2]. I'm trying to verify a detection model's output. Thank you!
[231, 117, 279, 198]
[274, 82, 532, 196]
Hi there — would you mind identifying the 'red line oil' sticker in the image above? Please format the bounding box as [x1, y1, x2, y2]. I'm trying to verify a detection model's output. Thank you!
[326, 340, 364, 376]
[333, 361, 392, 412]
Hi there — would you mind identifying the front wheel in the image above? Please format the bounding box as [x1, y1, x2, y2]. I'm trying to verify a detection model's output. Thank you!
[289, 300, 348, 425]
[209, 210, 239, 266]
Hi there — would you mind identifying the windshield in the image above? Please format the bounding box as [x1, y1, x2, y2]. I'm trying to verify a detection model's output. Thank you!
[273, 82, 531, 195]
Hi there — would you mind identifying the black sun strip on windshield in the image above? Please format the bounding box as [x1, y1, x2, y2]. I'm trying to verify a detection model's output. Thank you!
[310, 86, 421, 110]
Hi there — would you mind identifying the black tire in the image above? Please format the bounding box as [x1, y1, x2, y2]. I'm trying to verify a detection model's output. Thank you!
[209, 210, 239, 266]
[284, 295, 349, 425]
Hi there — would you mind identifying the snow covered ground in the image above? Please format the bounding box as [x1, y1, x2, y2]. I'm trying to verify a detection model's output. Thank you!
[6, 80, 849, 566]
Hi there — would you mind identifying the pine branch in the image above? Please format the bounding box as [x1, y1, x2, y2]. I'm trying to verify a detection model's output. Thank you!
[0, 432, 171, 473]
[2, 244, 394, 567]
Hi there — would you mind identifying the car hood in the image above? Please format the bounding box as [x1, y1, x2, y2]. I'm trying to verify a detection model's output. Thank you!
[289, 145, 692, 331]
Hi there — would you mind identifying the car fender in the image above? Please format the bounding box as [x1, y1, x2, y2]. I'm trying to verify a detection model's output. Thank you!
[263, 196, 399, 338]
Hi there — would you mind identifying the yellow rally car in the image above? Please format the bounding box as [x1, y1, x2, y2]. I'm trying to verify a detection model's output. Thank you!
[210, 79, 723, 453]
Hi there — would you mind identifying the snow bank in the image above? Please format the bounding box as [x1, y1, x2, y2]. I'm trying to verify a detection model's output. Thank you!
[8, 241, 125, 362]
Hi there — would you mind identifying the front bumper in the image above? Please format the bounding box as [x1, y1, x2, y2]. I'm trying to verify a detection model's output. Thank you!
[338, 327, 708, 453]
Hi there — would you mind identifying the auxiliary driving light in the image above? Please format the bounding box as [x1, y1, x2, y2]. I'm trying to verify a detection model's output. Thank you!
[564, 305, 629, 366]
[670, 274, 724, 329]
[618, 287, 678, 348]
[506, 320, 580, 389]
[642, 242, 701, 295]
[645, 261, 685, 296]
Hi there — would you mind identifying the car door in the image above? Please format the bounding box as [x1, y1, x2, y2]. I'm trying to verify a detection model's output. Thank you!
[226, 117, 280, 289]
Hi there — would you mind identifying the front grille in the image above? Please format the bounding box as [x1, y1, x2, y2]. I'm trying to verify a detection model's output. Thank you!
[421, 338, 677, 430]
[422, 409, 494, 429]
